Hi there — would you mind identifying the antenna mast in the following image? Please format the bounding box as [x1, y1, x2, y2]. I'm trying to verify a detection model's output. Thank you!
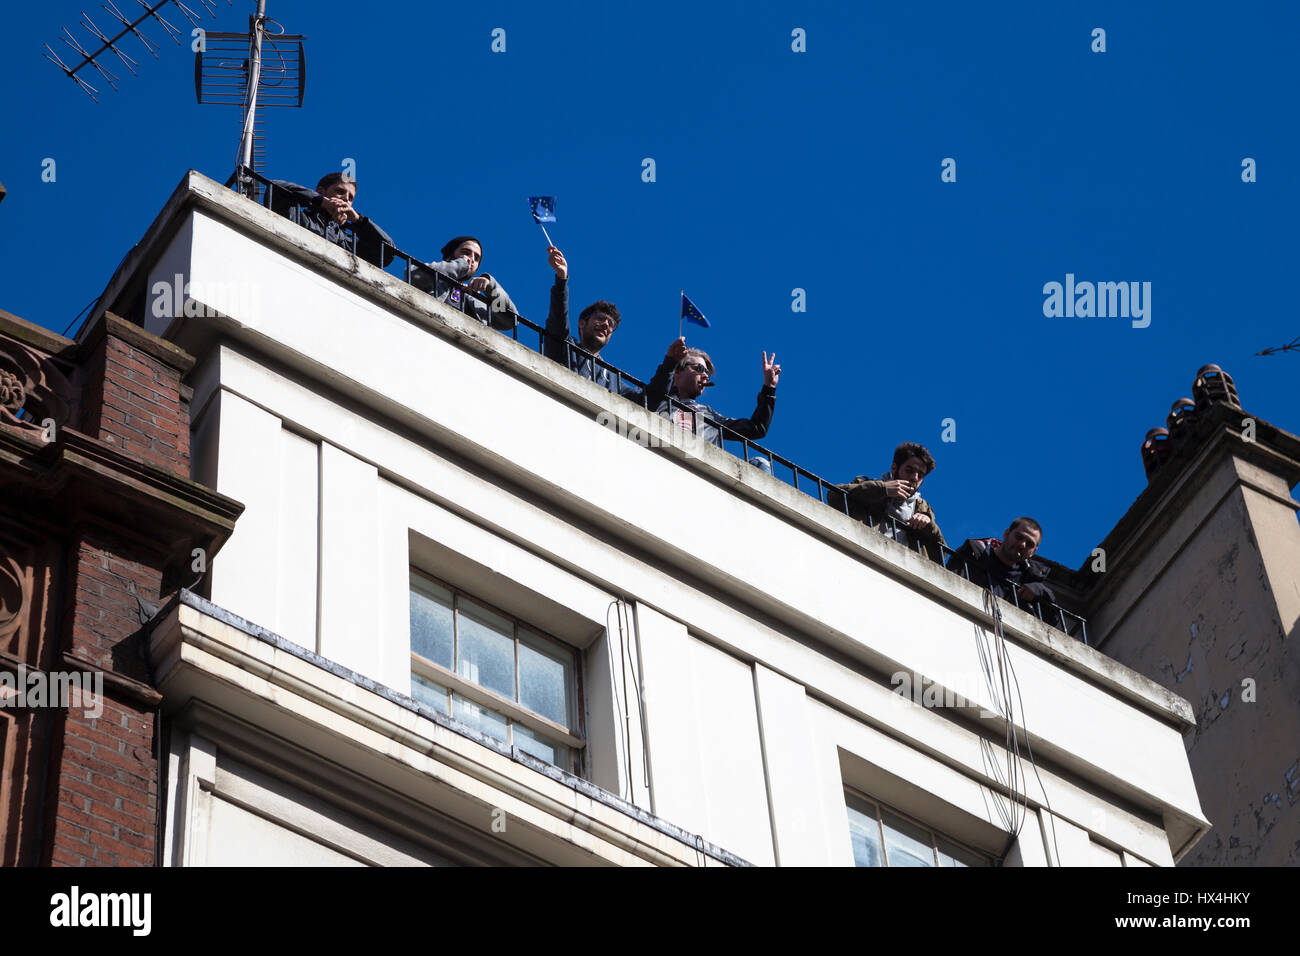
[236, 1, 266, 196]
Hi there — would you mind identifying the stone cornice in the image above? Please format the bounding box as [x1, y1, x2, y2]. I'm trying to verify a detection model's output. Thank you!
[0, 423, 242, 558]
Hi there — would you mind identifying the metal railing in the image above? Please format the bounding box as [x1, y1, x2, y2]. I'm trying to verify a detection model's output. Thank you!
[234, 166, 1088, 643]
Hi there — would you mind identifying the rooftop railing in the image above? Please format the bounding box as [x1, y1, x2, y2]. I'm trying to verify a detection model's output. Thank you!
[233, 166, 1088, 644]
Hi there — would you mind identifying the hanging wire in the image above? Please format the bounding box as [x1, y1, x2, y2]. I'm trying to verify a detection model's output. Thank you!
[977, 591, 1064, 864]
[619, 599, 651, 790]
[604, 599, 631, 799]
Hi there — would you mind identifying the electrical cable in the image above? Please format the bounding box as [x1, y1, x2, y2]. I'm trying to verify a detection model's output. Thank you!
[981, 590, 1064, 864]
[619, 599, 651, 789]
[604, 599, 630, 799]
[976, 592, 1030, 837]
[59, 241, 137, 337]
[1003, 637, 1065, 866]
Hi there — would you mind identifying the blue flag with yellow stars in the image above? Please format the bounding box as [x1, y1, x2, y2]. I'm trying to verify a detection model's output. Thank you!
[681, 292, 710, 328]
[528, 196, 557, 223]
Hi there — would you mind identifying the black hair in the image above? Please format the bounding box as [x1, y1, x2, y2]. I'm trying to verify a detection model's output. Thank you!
[315, 172, 355, 194]
[441, 236, 483, 264]
[578, 300, 621, 330]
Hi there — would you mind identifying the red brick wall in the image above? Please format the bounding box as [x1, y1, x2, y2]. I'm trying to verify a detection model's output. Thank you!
[44, 697, 157, 867]
[38, 312, 194, 866]
[80, 326, 190, 473]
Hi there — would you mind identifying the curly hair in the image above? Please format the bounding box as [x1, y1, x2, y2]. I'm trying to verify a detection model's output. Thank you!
[892, 441, 936, 476]
[578, 300, 621, 330]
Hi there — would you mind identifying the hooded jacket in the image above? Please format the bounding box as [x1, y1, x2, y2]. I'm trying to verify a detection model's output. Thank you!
[408, 259, 519, 332]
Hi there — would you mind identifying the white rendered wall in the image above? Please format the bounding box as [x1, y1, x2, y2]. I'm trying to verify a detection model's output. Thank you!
[159, 197, 1207, 865]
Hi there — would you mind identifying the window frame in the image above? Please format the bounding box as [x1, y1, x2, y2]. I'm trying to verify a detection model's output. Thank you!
[409, 568, 587, 771]
[843, 787, 992, 868]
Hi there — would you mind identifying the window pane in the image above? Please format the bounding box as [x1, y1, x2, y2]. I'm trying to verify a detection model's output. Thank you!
[513, 722, 571, 770]
[456, 600, 516, 700]
[518, 632, 571, 727]
[882, 811, 936, 868]
[845, 794, 884, 868]
[936, 839, 979, 868]
[452, 693, 509, 743]
[409, 577, 454, 669]
[411, 673, 449, 714]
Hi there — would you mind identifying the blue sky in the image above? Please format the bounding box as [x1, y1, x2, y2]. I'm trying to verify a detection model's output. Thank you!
[2, 0, 1297, 567]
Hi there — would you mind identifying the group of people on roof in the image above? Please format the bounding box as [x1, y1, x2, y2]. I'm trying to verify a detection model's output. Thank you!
[265, 171, 1059, 618]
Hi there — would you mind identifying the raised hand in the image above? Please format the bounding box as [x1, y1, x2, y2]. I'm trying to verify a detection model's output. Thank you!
[884, 478, 915, 499]
[548, 245, 568, 279]
[666, 337, 688, 361]
[762, 351, 781, 387]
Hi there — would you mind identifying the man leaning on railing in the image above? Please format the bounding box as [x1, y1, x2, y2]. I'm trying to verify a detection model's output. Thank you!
[265, 172, 396, 268]
[945, 518, 1057, 611]
[829, 442, 946, 563]
[646, 338, 781, 446]
[411, 236, 519, 332]
[542, 245, 644, 402]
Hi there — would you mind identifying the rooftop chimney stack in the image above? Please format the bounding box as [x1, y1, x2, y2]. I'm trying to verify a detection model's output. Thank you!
[1141, 364, 1244, 483]
[1140, 427, 1171, 479]
[1192, 363, 1241, 412]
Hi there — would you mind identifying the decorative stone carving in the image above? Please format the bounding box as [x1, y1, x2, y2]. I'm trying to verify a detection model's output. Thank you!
[0, 549, 25, 648]
[0, 339, 72, 435]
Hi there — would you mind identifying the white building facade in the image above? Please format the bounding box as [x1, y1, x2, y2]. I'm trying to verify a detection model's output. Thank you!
[102, 172, 1209, 866]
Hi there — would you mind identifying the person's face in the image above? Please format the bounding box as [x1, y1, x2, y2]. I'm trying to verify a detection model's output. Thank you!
[1001, 522, 1041, 563]
[578, 311, 617, 352]
[321, 181, 356, 205]
[893, 456, 929, 492]
[673, 357, 710, 399]
[452, 240, 482, 273]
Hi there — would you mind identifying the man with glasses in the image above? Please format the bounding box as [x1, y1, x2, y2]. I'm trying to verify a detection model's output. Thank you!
[542, 245, 644, 401]
[646, 337, 781, 447]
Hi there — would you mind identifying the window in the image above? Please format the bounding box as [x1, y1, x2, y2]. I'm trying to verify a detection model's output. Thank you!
[844, 790, 988, 867]
[409, 570, 584, 775]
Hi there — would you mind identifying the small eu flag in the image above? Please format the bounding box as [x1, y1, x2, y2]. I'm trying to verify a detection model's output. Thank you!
[681, 292, 710, 329]
[529, 196, 557, 223]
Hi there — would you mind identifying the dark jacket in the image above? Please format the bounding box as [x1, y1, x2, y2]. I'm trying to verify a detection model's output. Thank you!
[828, 476, 946, 562]
[543, 277, 644, 402]
[946, 538, 1057, 606]
[266, 180, 396, 268]
[646, 354, 776, 447]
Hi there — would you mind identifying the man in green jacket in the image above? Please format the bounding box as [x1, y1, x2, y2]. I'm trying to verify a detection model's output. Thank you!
[830, 442, 946, 562]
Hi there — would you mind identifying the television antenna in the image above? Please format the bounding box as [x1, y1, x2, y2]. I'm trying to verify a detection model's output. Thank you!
[43, 1, 232, 102]
[44, 2, 306, 197]
[1256, 335, 1299, 357]
[194, 2, 305, 194]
